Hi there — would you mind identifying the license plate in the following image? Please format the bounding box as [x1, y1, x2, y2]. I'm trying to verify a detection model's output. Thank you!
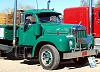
[82, 51, 88, 56]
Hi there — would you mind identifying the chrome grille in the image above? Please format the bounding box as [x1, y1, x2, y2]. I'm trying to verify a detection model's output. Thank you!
[72, 30, 86, 39]
[77, 30, 86, 38]
[72, 29, 87, 50]
[71, 26, 88, 51]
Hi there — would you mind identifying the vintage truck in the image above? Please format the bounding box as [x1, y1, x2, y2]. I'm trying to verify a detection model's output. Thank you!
[0, 9, 96, 70]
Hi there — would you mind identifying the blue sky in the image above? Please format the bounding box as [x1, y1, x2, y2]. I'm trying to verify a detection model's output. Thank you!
[0, 0, 98, 14]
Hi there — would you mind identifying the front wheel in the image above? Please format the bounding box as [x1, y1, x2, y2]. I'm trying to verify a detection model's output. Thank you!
[39, 44, 60, 70]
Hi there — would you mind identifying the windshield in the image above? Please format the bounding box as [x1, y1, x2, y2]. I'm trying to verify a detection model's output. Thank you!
[37, 12, 61, 23]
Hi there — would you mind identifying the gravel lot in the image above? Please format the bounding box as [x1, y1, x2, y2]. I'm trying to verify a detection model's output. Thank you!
[0, 57, 100, 72]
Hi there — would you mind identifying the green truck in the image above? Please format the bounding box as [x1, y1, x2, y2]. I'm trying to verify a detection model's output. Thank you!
[0, 9, 96, 70]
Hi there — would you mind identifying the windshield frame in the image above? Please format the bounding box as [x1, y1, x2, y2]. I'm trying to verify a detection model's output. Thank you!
[37, 12, 61, 23]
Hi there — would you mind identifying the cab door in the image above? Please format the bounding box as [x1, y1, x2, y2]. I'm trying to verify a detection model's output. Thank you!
[18, 13, 37, 46]
[93, 8, 100, 37]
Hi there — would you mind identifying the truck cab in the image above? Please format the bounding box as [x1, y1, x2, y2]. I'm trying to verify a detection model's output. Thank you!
[0, 9, 96, 70]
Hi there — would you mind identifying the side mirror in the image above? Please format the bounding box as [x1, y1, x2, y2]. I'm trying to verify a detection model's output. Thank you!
[20, 13, 25, 25]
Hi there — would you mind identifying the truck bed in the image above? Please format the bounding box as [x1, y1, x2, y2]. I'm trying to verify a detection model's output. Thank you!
[0, 24, 14, 41]
[0, 24, 14, 52]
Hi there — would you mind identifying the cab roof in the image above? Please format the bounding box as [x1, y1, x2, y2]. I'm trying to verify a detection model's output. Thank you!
[24, 9, 61, 15]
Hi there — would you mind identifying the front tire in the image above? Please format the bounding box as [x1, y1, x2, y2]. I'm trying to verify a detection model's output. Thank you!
[39, 44, 60, 70]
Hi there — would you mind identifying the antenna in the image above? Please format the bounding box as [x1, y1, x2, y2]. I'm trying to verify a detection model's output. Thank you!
[36, 0, 38, 10]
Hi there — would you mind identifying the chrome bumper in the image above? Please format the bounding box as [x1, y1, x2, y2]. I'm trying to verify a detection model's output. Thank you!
[63, 50, 97, 59]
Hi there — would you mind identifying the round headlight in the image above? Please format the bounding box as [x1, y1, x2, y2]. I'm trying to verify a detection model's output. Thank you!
[69, 40, 73, 46]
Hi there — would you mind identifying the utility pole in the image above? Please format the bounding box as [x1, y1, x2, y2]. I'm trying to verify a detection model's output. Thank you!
[13, 0, 17, 46]
[47, 0, 50, 9]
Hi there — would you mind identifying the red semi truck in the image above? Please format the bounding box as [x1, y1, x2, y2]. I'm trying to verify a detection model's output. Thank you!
[63, 6, 100, 51]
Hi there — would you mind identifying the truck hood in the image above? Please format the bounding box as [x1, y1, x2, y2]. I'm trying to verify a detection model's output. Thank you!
[41, 23, 81, 34]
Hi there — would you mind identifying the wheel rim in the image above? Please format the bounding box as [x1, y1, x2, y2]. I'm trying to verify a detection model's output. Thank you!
[41, 50, 53, 66]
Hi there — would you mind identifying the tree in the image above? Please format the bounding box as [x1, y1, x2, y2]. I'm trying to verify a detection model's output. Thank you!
[96, 0, 100, 7]
[80, 0, 88, 6]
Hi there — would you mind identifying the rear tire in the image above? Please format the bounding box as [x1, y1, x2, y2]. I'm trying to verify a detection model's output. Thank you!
[39, 44, 60, 70]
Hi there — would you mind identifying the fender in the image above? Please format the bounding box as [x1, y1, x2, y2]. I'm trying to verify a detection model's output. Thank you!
[32, 35, 70, 57]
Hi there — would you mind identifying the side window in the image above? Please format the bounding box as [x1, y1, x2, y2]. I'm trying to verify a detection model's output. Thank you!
[25, 14, 36, 24]
[98, 11, 100, 19]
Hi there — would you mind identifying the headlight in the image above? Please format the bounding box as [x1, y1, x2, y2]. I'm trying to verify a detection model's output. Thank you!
[69, 40, 75, 50]
[69, 40, 73, 46]
[69, 40, 74, 50]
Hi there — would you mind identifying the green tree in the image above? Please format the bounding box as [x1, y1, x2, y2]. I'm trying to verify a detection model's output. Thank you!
[96, 0, 100, 6]
[80, 0, 88, 6]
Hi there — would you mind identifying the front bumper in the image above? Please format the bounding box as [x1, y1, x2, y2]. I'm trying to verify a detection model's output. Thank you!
[63, 50, 97, 59]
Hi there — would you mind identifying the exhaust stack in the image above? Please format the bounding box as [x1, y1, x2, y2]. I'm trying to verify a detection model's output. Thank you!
[13, 0, 17, 46]
[47, 0, 50, 9]
[89, 0, 93, 35]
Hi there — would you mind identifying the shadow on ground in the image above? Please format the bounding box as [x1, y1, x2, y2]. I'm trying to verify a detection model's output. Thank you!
[57, 59, 89, 70]
[20, 59, 40, 66]
[1, 53, 99, 70]
[20, 59, 89, 70]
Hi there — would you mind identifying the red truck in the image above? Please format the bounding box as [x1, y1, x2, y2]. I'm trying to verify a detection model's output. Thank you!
[63, 6, 100, 51]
